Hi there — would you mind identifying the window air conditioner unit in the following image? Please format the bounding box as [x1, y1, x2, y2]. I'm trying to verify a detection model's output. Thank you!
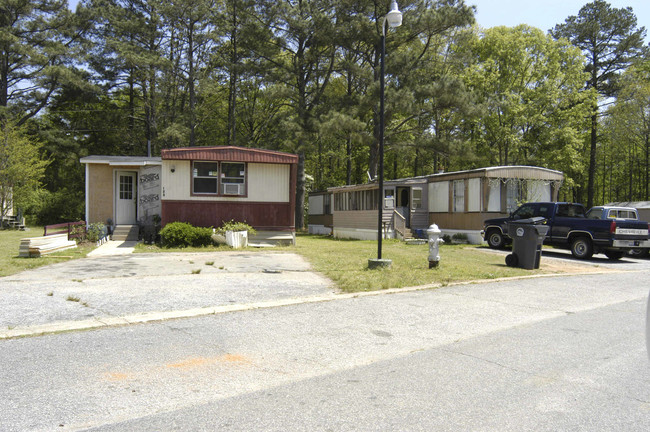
[223, 183, 242, 195]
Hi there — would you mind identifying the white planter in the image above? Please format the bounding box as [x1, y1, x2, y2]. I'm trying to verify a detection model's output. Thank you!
[225, 230, 248, 249]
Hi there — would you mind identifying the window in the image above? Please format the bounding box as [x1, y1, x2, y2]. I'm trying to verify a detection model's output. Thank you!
[119, 175, 133, 200]
[192, 161, 246, 196]
[221, 162, 245, 195]
[411, 188, 422, 209]
[506, 181, 524, 214]
[512, 203, 535, 219]
[453, 180, 465, 212]
[333, 190, 378, 211]
[323, 194, 331, 215]
[556, 204, 585, 218]
[193, 162, 219, 194]
[384, 188, 395, 209]
[586, 209, 601, 219]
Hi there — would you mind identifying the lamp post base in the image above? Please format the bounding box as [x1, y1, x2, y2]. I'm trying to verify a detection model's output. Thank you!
[368, 258, 392, 269]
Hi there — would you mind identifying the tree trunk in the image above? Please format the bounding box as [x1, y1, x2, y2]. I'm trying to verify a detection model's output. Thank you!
[227, 0, 238, 146]
[346, 134, 352, 185]
[644, 132, 650, 201]
[587, 111, 597, 207]
[188, 21, 196, 147]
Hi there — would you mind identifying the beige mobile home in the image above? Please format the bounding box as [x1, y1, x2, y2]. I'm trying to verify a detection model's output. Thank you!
[328, 176, 430, 240]
[428, 166, 563, 242]
[324, 166, 563, 243]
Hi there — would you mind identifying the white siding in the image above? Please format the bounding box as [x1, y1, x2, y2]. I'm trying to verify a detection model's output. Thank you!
[162, 160, 191, 200]
[161, 160, 289, 202]
[308, 195, 323, 215]
[429, 181, 449, 212]
[467, 178, 481, 212]
[248, 163, 289, 202]
[487, 181, 501, 211]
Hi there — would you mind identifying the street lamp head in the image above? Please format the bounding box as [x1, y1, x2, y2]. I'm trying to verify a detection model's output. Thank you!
[386, 1, 402, 29]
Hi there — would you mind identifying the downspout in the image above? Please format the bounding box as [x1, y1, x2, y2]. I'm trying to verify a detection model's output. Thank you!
[85, 163, 89, 225]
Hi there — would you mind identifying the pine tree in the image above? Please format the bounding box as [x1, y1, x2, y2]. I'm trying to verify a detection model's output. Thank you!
[551, 0, 646, 207]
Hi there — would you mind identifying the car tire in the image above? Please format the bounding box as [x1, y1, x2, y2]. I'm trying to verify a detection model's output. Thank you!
[570, 236, 593, 259]
[605, 251, 625, 260]
[487, 229, 505, 249]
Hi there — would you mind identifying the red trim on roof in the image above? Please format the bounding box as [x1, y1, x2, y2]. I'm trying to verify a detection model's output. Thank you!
[161, 146, 298, 164]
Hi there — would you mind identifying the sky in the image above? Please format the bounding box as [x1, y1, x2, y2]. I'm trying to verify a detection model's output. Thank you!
[471, 0, 650, 42]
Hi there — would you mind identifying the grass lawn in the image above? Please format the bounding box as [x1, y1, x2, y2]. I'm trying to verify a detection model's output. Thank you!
[289, 236, 546, 292]
[136, 234, 557, 293]
[0, 228, 95, 277]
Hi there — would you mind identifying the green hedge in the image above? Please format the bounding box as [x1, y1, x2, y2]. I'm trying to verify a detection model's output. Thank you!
[159, 222, 213, 248]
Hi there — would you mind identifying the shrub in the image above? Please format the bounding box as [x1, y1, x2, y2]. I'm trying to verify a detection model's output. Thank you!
[22, 188, 85, 225]
[160, 222, 213, 248]
[87, 223, 107, 243]
[69, 224, 87, 243]
[215, 220, 256, 237]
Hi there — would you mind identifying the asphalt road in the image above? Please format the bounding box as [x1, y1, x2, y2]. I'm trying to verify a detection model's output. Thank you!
[1, 259, 649, 431]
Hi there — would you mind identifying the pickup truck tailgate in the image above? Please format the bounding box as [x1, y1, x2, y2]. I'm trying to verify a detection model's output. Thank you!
[612, 220, 650, 248]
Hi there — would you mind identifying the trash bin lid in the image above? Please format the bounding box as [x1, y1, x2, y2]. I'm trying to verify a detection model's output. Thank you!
[535, 224, 550, 235]
[508, 216, 547, 225]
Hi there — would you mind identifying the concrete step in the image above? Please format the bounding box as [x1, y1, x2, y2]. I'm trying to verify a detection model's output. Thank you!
[112, 225, 139, 242]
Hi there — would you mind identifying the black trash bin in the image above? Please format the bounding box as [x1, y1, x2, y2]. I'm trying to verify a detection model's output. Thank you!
[506, 217, 549, 269]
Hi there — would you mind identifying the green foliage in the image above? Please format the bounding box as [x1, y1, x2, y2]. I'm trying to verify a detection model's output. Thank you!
[0, 0, 81, 124]
[5, 0, 650, 210]
[21, 188, 84, 226]
[86, 223, 106, 243]
[159, 222, 213, 248]
[0, 121, 49, 220]
[551, 0, 647, 206]
[465, 25, 593, 170]
[69, 223, 87, 243]
[601, 60, 650, 202]
[215, 220, 256, 237]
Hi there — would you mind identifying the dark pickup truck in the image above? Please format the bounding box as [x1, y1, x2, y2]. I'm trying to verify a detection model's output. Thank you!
[482, 202, 650, 260]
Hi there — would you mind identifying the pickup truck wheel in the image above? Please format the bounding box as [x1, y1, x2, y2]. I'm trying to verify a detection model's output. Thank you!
[486, 229, 505, 249]
[570, 237, 593, 259]
[605, 251, 625, 260]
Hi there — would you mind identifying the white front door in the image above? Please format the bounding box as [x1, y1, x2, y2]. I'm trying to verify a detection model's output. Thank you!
[115, 171, 137, 224]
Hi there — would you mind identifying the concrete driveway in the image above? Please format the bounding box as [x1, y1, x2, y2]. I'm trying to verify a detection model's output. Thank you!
[0, 251, 334, 337]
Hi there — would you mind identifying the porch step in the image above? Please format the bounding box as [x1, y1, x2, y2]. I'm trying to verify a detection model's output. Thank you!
[402, 228, 413, 240]
[112, 225, 139, 242]
[2, 215, 25, 230]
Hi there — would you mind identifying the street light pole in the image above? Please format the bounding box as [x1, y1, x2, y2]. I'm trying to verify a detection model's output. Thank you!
[370, 0, 402, 269]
